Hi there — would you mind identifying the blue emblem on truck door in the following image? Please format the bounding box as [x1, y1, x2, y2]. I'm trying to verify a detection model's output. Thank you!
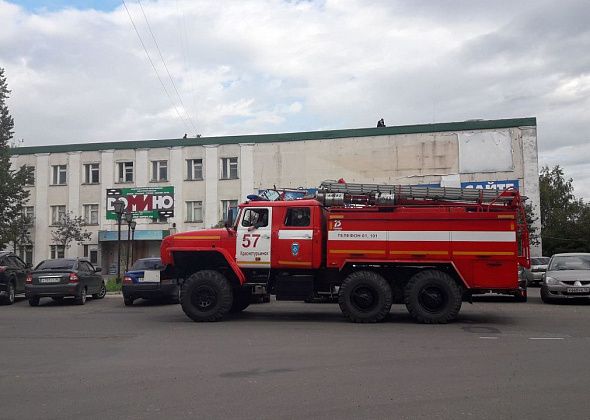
[291, 243, 300, 256]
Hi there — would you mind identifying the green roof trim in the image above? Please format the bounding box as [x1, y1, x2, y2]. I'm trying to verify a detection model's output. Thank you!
[10, 117, 536, 156]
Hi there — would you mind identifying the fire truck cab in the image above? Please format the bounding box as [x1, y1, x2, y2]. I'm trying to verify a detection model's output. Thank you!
[161, 181, 530, 324]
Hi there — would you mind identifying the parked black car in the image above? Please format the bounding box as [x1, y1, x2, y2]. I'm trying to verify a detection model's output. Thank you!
[122, 257, 179, 306]
[25, 258, 106, 306]
[0, 252, 31, 305]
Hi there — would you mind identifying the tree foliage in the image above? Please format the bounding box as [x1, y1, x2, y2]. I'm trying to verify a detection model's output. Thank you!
[539, 165, 589, 255]
[0, 67, 33, 249]
[51, 212, 92, 249]
[5, 213, 33, 253]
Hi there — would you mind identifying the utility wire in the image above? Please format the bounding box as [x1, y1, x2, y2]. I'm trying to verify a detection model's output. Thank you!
[136, 0, 198, 135]
[121, 0, 193, 134]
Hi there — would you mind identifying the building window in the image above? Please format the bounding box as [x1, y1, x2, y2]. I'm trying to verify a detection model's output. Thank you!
[84, 163, 100, 184]
[50, 245, 65, 259]
[24, 166, 35, 186]
[18, 245, 33, 265]
[51, 165, 67, 185]
[24, 206, 35, 224]
[83, 245, 98, 265]
[220, 157, 238, 180]
[151, 160, 168, 182]
[83, 204, 99, 225]
[185, 201, 203, 222]
[221, 200, 238, 222]
[186, 159, 203, 180]
[117, 161, 134, 183]
[50, 205, 66, 225]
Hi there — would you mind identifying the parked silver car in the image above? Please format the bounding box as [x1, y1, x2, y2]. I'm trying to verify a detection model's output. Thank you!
[524, 256, 550, 286]
[541, 253, 590, 303]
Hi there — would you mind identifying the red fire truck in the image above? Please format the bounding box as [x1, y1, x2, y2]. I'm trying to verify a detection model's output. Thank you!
[161, 181, 530, 324]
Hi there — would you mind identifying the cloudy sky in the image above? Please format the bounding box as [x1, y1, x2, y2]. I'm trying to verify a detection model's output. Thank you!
[1, 0, 589, 198]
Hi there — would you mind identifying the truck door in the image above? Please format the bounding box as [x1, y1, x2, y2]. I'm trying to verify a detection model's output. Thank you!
[276, 207, 314, 269]
[236, 207, 272, 269]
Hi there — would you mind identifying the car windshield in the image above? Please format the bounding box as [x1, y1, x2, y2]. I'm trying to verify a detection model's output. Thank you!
[531, 257, 550, 265]
[548, 255, 590, 271]
[35, 259, 75, 270]
[131, 259, 161, 270]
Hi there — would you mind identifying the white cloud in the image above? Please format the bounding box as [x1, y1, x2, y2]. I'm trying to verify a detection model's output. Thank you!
[1, 0, 590, 198]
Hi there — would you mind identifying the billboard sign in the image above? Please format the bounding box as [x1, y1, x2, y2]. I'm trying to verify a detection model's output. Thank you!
[413, 180, 520, 191]
[461, 180, 519, 190]
[106, 186, 174, 220]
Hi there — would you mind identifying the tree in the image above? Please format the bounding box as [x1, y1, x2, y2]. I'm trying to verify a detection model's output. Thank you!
[5, 212, 33, 253]
[0, 67, 33, 249]
[539, 165, 589, 255]
[51, 212, 92, 250]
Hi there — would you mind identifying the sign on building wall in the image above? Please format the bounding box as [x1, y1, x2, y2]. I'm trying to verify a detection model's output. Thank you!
[106, 186, 175, 219]
[461, 180, 519, 190]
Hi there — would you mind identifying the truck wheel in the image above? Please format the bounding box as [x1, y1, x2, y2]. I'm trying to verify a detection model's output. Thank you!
[338, 271, 392, 323]
[404, 270, 462, 324]
[230, 288, 250, 313]
[181, 270, 233, 322]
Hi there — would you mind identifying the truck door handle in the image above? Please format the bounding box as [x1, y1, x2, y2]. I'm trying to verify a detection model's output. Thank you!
[262, 235, 270, 239]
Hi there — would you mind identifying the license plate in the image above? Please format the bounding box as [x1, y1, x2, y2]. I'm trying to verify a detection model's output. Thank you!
[39, 278, 61, 284]
[142, 270, 160, 283]
[566, 287, 590, 294]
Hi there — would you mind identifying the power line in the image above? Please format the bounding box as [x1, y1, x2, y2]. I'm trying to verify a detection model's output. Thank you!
[136, 0, 198, 135]
[121, 0, 193, 134]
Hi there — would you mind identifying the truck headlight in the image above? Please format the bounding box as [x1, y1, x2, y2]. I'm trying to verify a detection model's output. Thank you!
[545, 276, 559, 285]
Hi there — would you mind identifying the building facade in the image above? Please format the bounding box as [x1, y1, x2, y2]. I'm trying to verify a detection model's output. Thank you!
[8, 117, 540, 271]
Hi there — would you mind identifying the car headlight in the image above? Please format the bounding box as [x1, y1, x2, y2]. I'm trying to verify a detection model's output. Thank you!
[545, 276, 560, 285]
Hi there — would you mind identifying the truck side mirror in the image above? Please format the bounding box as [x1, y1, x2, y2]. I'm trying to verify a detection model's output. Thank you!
[224, 207, 237, 228]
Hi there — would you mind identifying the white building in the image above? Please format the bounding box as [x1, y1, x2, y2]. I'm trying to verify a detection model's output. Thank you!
[9, 117, 540, 271]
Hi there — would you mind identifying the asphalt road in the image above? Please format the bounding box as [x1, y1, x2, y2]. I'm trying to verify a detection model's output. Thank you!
[1, 289, 589, 420]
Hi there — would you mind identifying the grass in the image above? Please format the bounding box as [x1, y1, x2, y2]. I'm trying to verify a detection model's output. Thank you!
[105, 278, 122, 292]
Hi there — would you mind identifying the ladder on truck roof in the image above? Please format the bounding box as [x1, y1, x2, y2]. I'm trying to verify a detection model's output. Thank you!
[317, 180, 522, 206]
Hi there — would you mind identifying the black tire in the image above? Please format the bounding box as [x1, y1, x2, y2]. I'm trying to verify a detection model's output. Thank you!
[181, 270, 233, 322]
[1, 281, 16, 305]
[514, 291, 527, 302]
[338, 271, 392, 323]
[230, 287, 250, 313]
[404, 270, 463, 324]
[92, 283, 107, 299]
[123, 294, 134, 306]
[75, 287, 87, 305]
[28, 296, 40, 307]
[540, 286, 553, 304]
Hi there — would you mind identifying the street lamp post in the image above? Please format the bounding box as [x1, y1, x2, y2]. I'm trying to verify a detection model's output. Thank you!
[125, 212, 133, 273]
[113, 200, 125, 284]
[130, 220, 137, 267]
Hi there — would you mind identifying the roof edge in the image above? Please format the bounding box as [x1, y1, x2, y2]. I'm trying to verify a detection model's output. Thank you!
[10, 117, 536, 156]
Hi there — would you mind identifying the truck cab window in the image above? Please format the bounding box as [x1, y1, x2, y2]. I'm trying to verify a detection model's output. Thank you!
[241, 208, 268, 228]
[285, 207, 310, 227]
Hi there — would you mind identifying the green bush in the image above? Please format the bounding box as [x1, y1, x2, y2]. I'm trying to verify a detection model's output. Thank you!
[105, 278, 122, 292]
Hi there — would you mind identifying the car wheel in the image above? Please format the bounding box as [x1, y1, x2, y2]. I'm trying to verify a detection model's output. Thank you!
[28, 296, 40, 306]
[75, 287, 87, 305]
[338, 270, 392, 323]
[123, 295, 134, 306]
[181, 270, 233, 322]
[92, 283, 107, 299]
[1, 281, 16, 305]
[404, 270, 463, 324]
[540, 286, 554, 304]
